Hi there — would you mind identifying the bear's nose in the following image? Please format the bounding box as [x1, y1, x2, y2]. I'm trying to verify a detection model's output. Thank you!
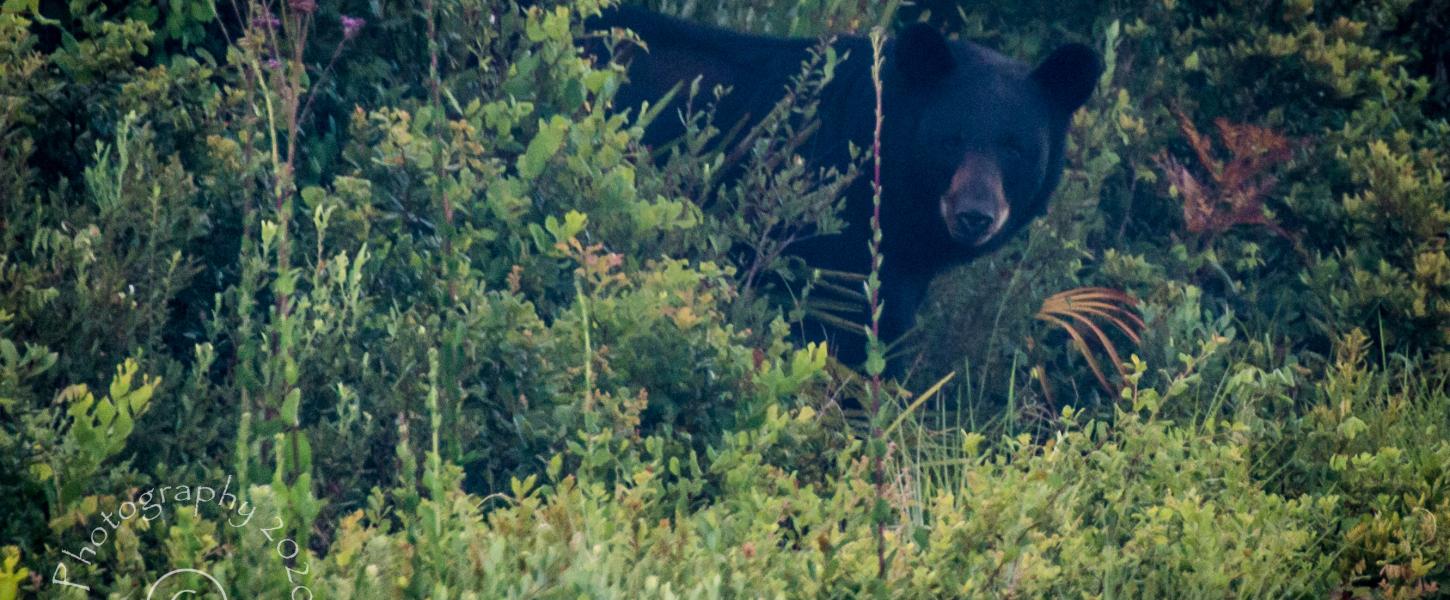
[955, 211, 995, 239]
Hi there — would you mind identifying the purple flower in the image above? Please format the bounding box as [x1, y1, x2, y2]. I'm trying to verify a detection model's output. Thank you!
[264, 57, 282, 70]
[251, 12, 280, 30]
[288, 0, 316, 14]
[341, 15, 365, 40]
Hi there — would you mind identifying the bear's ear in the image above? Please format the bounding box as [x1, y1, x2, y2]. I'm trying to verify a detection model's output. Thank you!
[1031, 43, 1103, 114]
[895, 23, 955, 83]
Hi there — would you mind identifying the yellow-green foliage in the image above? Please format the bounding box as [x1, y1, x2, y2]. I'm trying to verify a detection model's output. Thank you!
[0, 0, 1448, 597]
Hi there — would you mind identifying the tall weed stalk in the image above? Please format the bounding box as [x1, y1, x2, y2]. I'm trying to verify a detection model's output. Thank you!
[865, 27, 890, 581]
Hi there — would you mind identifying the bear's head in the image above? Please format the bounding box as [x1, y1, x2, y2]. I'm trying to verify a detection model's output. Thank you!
[886, 25, 1102, 257]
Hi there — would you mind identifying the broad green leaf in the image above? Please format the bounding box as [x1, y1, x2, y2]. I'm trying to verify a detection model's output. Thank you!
[518, 116, 570, 181]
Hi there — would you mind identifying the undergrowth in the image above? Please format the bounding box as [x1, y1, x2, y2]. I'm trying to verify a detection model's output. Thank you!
[0, 0, 1447, 597]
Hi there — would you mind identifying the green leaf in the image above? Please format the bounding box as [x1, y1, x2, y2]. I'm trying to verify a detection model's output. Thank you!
[1337, 416, 1368, 441]
[518, 116, 570, 181]
[282, 388, 301, 423]
[0, 0, 40, 15]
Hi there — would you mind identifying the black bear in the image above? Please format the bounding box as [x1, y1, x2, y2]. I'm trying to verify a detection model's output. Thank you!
[591, 7, 1101, 367]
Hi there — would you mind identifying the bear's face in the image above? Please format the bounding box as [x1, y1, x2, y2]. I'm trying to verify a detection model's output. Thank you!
[889, 26, 1102, 252]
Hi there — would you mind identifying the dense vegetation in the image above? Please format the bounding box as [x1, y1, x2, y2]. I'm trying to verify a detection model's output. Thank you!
[1, 0, 1448, 596]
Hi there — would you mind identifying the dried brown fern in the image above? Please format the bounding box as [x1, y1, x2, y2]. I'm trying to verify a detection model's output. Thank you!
[1155, 110, 1295, 241]
[1034, 287, 1145, 395]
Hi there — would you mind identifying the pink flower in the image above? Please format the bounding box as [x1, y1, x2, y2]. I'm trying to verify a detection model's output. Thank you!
[341, 15, 365, 40]
[289, 0, 316, 14]
[252, 12, 280, 30]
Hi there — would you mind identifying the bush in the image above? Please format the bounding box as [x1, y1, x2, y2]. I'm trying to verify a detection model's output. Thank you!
[0, 0, 1447, 597]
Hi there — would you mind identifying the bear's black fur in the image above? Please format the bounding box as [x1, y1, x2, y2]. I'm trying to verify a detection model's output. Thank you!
[590, 7, 1102, 367]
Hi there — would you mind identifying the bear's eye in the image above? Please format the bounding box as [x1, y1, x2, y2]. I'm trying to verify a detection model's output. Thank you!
[941, 132, 968, 149]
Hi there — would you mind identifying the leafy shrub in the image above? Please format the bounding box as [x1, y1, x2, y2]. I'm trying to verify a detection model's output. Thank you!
[0, 0, 1447, 597]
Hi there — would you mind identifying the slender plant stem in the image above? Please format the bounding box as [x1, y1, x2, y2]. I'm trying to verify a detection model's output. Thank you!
[867, 27, 889, 581]
[424, 0, 456, 302]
